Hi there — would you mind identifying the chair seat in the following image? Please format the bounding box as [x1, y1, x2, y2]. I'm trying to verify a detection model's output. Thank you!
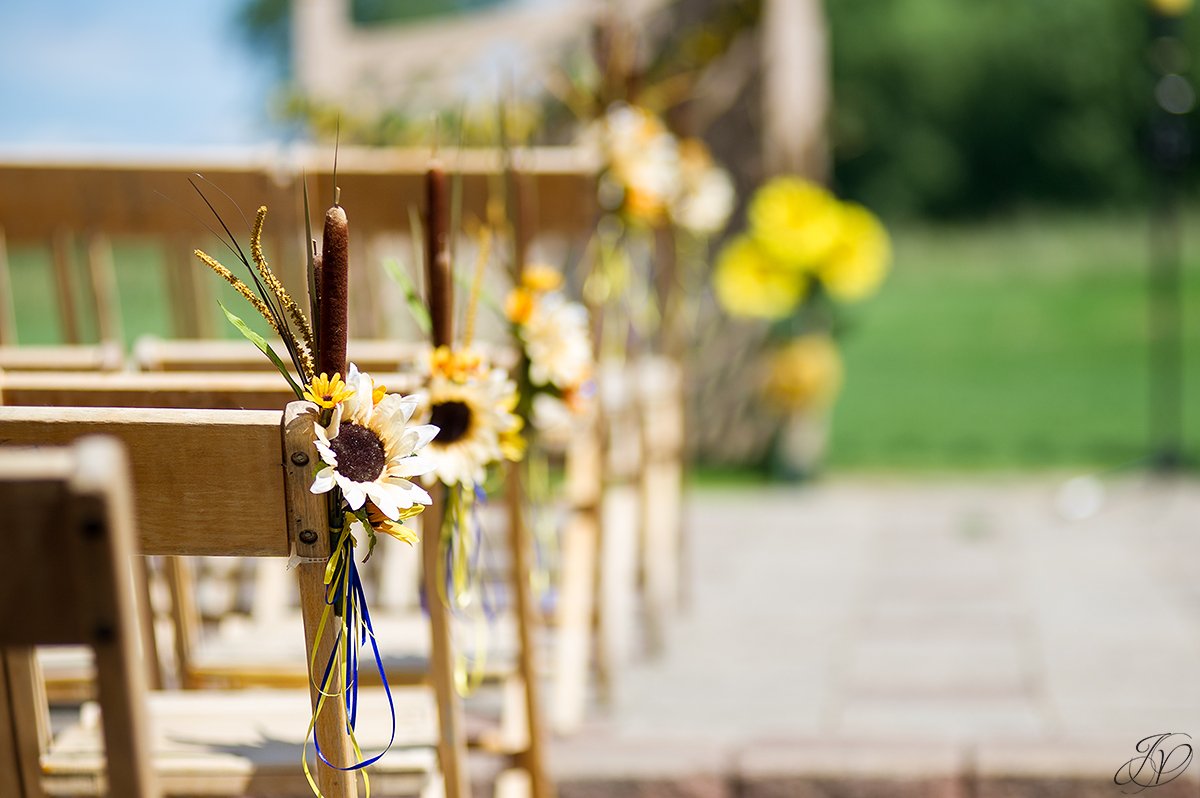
[38, 646, 96, 703]
[42, 688, 438, 796]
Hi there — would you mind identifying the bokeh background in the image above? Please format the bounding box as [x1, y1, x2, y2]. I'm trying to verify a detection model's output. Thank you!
[3, 0, 1198, 476]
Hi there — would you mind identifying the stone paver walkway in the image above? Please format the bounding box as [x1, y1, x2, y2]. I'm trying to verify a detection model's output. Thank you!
[551, 476, 1200, 796]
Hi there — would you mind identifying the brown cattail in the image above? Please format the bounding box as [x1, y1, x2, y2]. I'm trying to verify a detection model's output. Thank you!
[425, 162, 453, 348]
[317, 205, 349, 378]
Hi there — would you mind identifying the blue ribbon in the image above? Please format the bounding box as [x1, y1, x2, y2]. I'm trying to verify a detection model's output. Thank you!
[312, 537, 397, 772]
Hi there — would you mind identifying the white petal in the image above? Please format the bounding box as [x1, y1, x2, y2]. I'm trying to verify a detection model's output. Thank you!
[335, 473, 367, 510]
[310, 466, 336, 495]
[389, 453, 437, 478]
[325, 403, 343, 439]
[405, 424, 441, 451]
[365, 483, 401, 520]
[314, 437, 337, 466]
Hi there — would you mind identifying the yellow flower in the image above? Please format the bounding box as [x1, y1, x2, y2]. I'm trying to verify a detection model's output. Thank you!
[506, 287, 536, 325]
[500, 426, 527, 462]
[713, 235, 806, 319]
[816, 203, 891, 302]
[367, 502, 422, 545]
[430, 346, 484, 383]
[763, 335, 844, 412]
[372, 382, 387, 405]
[521, 264, 564, 293]
[303, 372, 354, 408]
[1149, 0, 1192, 16]
[748, 177, 843, 267]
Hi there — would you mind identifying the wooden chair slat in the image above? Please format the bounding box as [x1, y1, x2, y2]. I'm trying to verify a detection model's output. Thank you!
[0, 406, 287, 557]
[0, 344, 124, 372]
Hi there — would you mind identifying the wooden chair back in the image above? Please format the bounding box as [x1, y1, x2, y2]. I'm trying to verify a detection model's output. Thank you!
[0, 148, 597, 346]
[0, 437, 159, 797]
[0, 403, 364, 797]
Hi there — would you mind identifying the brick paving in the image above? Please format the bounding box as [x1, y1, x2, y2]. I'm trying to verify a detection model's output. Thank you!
[551, 476, 1200, 796]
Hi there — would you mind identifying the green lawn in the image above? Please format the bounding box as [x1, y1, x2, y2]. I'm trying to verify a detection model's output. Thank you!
[7, 209, 1199, 472]
[827, 208, 1200, 471]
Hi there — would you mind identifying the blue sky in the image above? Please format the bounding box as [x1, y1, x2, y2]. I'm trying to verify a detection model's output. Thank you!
[0, 1, 284, 147]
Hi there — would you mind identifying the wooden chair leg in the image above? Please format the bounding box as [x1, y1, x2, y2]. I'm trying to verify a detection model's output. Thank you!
[505, 461, 554, 798]
[0, 653, 30, 798]
[283, 406, 359, 798]
[423, 491, 472, 798]
[4, 648, 50, 798]
[164, 556, 201, 689]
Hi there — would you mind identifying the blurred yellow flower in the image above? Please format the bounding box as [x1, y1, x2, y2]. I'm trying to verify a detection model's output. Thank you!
[521, 264, 564, 293]
[748, 177, 844, 267]
[429, 345, 484, 383]
[1148, 0, 1192, 16]
[506, 287, 536, 325]
[763, 335, 844, 412]
[713, 235, 806, 319]
[816, 203, 891, 302]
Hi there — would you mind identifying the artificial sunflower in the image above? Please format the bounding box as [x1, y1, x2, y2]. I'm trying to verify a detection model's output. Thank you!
[418, 348, 524, 488]
[310, 363, 436, 520]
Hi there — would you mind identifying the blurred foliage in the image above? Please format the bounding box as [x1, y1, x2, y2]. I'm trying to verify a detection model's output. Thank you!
[827, 0, 1195, 217]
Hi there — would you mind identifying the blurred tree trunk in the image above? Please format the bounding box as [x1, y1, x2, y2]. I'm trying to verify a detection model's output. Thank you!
[761, 0, 829, 180]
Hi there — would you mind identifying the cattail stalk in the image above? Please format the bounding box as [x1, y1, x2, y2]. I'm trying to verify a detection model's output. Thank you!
[426, 162, 453, 348]
[318, 205, 349, 378]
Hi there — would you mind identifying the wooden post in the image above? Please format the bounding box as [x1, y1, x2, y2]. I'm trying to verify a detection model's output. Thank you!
[282, 403, 358, 798]
[3, 649, 50, 798]
[0, 655, 25, 797]
[84, 232, 124, 348]
[504, 460, 554, 798]
[164, 235, 214, 339]
[505, 192, 554, 797]
[164, 557, 201, 688]
[761, 0, 830, 179]
[0, 227, 18, 344]
[423, 161, 471, 798]
[552, 426, 602, 733]
[50, 228, 80, 344]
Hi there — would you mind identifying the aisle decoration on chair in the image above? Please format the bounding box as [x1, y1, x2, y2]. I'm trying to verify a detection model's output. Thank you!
[415, 161, 527, 694]
[506, 263, 595, 434]
[713, 176, 891, 477]
[190, 183, 436, 795]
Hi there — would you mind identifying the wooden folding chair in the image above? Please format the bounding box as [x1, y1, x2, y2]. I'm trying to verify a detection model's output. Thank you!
[0, 437, 159, 797]
[0, 404, 440, 798]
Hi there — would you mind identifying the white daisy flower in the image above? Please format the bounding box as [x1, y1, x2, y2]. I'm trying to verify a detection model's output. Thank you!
[523, 294, 593, 391]
[310, 363, 437, 519]
[672, 138, 735, 235]
[594, 103, 681, 222]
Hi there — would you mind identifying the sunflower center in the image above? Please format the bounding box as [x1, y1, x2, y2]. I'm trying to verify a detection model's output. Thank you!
[430, 401, 473, 445]
[329, 422, 386, 483]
